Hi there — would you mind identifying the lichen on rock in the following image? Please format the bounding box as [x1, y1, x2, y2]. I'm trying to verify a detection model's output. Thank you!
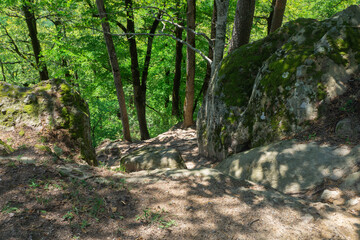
[197, 5, 360, 160]
[0, 79, 98, 166]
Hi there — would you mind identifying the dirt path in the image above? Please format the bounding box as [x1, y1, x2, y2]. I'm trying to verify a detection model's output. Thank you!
[1, 127, 360, 239]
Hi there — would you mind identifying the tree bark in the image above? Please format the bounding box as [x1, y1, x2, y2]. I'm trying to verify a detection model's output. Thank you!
[183, 0, 196, 128]
[228, 0, 255, 54]
[267, 0, 276, 35]
[124, 0, 154, 140]
[269, 0, 287, 33]
[96, 0, 132, 142]
[172, 1, 184, 118]
[193, 0, 217, 113]
[0, 60, 6, 82]
[212, 0, 230, 77]
[22, 1, 49, 81]
[203, 0, 217, 96]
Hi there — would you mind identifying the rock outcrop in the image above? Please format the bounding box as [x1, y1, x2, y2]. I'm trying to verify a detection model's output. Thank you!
[215, 140, 360, 195]
[0, 79, 97, 165]
[197, 5, 360, 160]
[119, 146, 187, 172]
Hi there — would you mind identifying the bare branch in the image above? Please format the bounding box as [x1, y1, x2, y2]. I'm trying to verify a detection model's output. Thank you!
[113, 31, 212, 65]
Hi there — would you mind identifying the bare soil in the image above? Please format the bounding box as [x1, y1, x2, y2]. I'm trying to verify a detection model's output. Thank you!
[1, 124, 360, 239]
[1, 76, 360, 239]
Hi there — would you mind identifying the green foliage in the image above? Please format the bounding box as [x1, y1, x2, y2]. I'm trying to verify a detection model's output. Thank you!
[0, 0, 358, 145]
[135, 208, 176, 229]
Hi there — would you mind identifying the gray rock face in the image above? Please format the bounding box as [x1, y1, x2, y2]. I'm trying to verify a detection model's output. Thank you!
[335, 118, 360, 139]
[215, 140, 360, 194]
[96, 140, 122, 166]
[197, 5, 360, 160]
[120, 146, 187, 172]
[0, 79, 97, 165]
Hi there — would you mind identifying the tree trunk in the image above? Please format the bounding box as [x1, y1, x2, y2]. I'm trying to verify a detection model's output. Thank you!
[269, 0, 287, 33]
[193, 0, 217, 113]
[228, 0, 255, 54]
[183, 0, 196, 128]
[124, 0, 152, 140]
[212, 0, 230, 77]
[96, 0, 132, 142]
[202, 0, 217, 97]
[0, 60, 6, 81]
[267, 0, 276, 35]
[22, 1, 49, 81]
[172, 2, 184, 118]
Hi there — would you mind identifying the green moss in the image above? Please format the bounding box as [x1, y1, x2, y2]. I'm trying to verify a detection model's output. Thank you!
[19, 129, 25, 137]
[37, 83, 52, 92]
[34, 144, 52, 153]
[0, 139, 14, 153]
[317, 82, 326, 100]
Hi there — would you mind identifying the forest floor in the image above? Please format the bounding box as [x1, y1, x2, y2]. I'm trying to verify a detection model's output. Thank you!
[1, 122, 360, 239]
[1, 78, 360, 239]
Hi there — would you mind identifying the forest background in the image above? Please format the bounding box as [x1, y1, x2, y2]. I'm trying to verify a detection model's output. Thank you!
[0, 0, 359, 146]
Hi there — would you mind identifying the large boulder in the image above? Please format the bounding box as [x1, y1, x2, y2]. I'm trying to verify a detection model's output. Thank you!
[215, 140, 360, 194]
[120, 146, 187, 172]
[0, 79, 97, 165]
[197, 5, 360, 160]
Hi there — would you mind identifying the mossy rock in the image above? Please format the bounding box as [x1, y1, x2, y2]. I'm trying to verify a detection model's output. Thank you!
[197, 5, 360, 161]
[0, 139, 14, 155]
[0, 79, 98, 166]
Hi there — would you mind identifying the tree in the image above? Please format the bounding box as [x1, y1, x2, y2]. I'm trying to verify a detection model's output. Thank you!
[267, 0, 277, 35]
[269, 0, 287, 33]
[203, 0, 217, 97]
[183, 0, 196, 127]
[171, 0, 184, 118]
[212, 0, 230, 76]
[116, 0, 162, 140]
[95, 0, 132, 142]
[22, 0, 49, 81]
[228, 0, 256, 53]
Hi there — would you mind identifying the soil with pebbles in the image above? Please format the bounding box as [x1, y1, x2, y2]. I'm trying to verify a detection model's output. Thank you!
[1, 125, 359, 239]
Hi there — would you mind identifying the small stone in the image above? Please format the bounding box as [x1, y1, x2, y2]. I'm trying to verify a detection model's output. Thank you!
[23, 93, 37, 104]
[301, 214, 314, 223]
[321, 189, 342, 203]
[260, 112, 266, 120]
[335, 118, 353, 138]
[346, 197, 360, 207]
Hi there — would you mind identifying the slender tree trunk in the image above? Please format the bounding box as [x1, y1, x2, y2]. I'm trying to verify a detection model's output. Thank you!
[172, 2, 184, 118]
[165, 69, 170, 108]
[0, 60, 6, 82]
[212, 0, 230, 76]
[193, 0, 217, 113]
[228, 0, 255, 53]
[203, 0, 217, 96]
[267, 0, 276, 35]
[96, 0, 132, 142]
[124, 0, 153, 140]
[269, 0, 287, 33]
[183, 0, 196, 128]
[22, 1, 49, 81]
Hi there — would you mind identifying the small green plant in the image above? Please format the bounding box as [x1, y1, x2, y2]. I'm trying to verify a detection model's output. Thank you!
[81, 219, 90, 229]
[90, 197, 105, 217]
[36, 196, 51, 205]
[1, 204, 20, 214]
[6, 161, 16, 167]
[53, 145, 63, 157]
[29, 179, 40, 189]
[308, 133, 316, 140]
[113, 164, 126, 173]
[63, 211, 74, 221]
[16, 154, 24, 161]
[135, 208, 176, 229]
